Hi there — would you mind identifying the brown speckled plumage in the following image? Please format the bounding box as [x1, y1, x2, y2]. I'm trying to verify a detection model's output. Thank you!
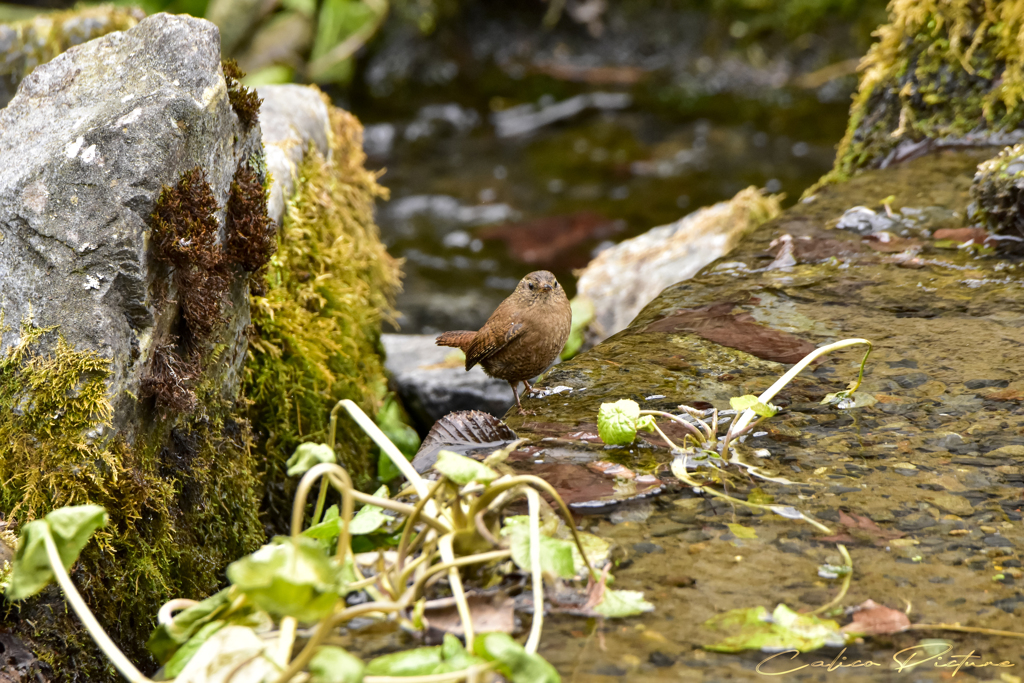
[436, 270, 571, 414]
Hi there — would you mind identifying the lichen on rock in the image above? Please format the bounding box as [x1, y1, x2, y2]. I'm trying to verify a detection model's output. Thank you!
[819, 0, 1024, 188]
[245, 96, 401, 500]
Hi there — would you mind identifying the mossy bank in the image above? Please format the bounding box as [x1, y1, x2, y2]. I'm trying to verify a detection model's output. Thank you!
[820, 0, 1024, 187]
[0, 16, 398, 682]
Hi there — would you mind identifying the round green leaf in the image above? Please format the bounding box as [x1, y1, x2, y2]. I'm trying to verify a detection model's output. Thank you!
[286, 442, 336, 477]
[597, 399, 641, 445]
[434, 450, 498, 485]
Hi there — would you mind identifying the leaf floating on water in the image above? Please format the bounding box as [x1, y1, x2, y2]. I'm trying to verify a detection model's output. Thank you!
[726, 523, 758, 540]
[412, 411, 517, 472]
[643, 302, 817, 364]
[593, 589, 655, 618]
[704, 604, 849, 653]
[840, 599, 910, 636]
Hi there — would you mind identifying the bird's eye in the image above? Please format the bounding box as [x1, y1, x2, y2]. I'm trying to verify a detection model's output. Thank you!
[527, 282, 535, 290]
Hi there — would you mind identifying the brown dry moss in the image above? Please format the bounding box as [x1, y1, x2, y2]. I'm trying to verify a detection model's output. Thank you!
[0, 320, 264, 681]
[151, 168, 231, 342]
[221, 59, 262, 130]
[226, 159, 277, 282]
[817, 0, 1024, 189]
[244, 100, 401, 505]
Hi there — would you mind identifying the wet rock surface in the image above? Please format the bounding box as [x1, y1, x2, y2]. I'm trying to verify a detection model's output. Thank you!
[495, 148, 1024, 679]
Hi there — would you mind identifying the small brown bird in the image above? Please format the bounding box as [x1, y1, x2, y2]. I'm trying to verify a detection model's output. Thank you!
[436, 270, 572, 414]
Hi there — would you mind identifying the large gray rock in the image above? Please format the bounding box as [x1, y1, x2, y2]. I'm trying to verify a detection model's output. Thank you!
[257, 84, 331, 224]
[575, 187, 780, 344]
[0, 13, 262, 437]
[382, 333, 514, 431]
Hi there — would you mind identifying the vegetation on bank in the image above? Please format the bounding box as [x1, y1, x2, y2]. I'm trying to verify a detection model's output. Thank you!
[819, 0, 1024, 187]
[244, 98, 401, 500]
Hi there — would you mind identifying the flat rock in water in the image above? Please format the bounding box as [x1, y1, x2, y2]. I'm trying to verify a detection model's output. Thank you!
[382, 333, 514, 431]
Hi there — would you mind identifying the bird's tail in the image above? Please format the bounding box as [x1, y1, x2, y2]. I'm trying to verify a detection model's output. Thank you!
[436, 331, 475, 351]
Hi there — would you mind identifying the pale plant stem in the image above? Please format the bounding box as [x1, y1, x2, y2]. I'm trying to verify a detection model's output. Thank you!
[809, 544, 852, 615]
[41, 530, 151, 683]
[276, 617, 297, 668]
[157, 598, 198, 625]
[438, 534, 474, 647]
[907, 624, 1024, 638]
[729, 338, 872, 437]
[524, 488, 544, 655]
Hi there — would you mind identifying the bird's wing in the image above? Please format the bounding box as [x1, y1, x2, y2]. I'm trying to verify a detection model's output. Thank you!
[465, 320, 524, 369]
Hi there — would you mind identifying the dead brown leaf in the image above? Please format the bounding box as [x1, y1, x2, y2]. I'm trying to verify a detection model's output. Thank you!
[841, 599, 910, 635]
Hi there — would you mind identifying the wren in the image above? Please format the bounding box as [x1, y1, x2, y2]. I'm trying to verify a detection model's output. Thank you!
[436, 270, 572, 414]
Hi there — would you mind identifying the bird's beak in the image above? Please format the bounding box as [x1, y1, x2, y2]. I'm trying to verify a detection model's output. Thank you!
[541, 283, 553, 291]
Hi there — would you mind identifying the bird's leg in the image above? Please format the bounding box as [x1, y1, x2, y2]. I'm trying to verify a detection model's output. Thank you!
[523, 379, 534, 395]
[510, 381, 534, 416]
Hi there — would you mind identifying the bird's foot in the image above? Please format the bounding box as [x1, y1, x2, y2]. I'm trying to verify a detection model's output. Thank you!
[517, 407, 536, 416]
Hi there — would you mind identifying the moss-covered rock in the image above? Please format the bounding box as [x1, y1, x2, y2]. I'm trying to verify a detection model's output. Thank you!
[970, 142, 1024, 250]
[245, 96, 401, 505]
[819, 0, 1024, 188]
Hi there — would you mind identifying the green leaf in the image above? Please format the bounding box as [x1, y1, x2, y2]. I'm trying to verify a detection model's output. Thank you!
[349, 486, 390, 535]
[501, 517, 576, 579]
[561, 297, 595, 361]
[303, 505, 341, 541]
[594, 589, 655, 618]
[473, 632, 560, 683]
[147, 588, 233, 663]
[434, 450, 498, 485]
[434, 633, 487, 674]
[635, 414, 658, 432]
[161, 620, 226, 679]
[226, 537, 342, 622]
[729, 395, 776, 417]
[597, 399, 641, 445]
[366, 646, 442, 676]
[309, 646, 365, 683]
[287, 442, 336, 477]
[309, 0, 377, 83]
[172, 625, 276, 683]
[729, 395, 760, 411]
[377, 396, 420, 482]
[726, 523, 758, 540]
[6, 505, 108, 600]
[703, 604, 849, 653]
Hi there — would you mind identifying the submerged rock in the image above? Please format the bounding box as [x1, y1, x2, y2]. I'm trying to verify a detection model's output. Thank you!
[575, 186, 781, 344]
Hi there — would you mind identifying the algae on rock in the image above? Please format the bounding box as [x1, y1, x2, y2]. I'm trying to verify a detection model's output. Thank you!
[245, 98, 401, 502]
[820, 0, 1024, 187]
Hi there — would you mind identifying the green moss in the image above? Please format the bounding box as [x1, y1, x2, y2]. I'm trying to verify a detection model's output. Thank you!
[244, 97, 401, 501]
[0, 320, 264, 681]
[817, 0, 1024, 190]
[221, 59, 263, 130]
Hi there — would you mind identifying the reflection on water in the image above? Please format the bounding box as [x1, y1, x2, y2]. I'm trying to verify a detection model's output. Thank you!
[361, 95, 845, 333]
